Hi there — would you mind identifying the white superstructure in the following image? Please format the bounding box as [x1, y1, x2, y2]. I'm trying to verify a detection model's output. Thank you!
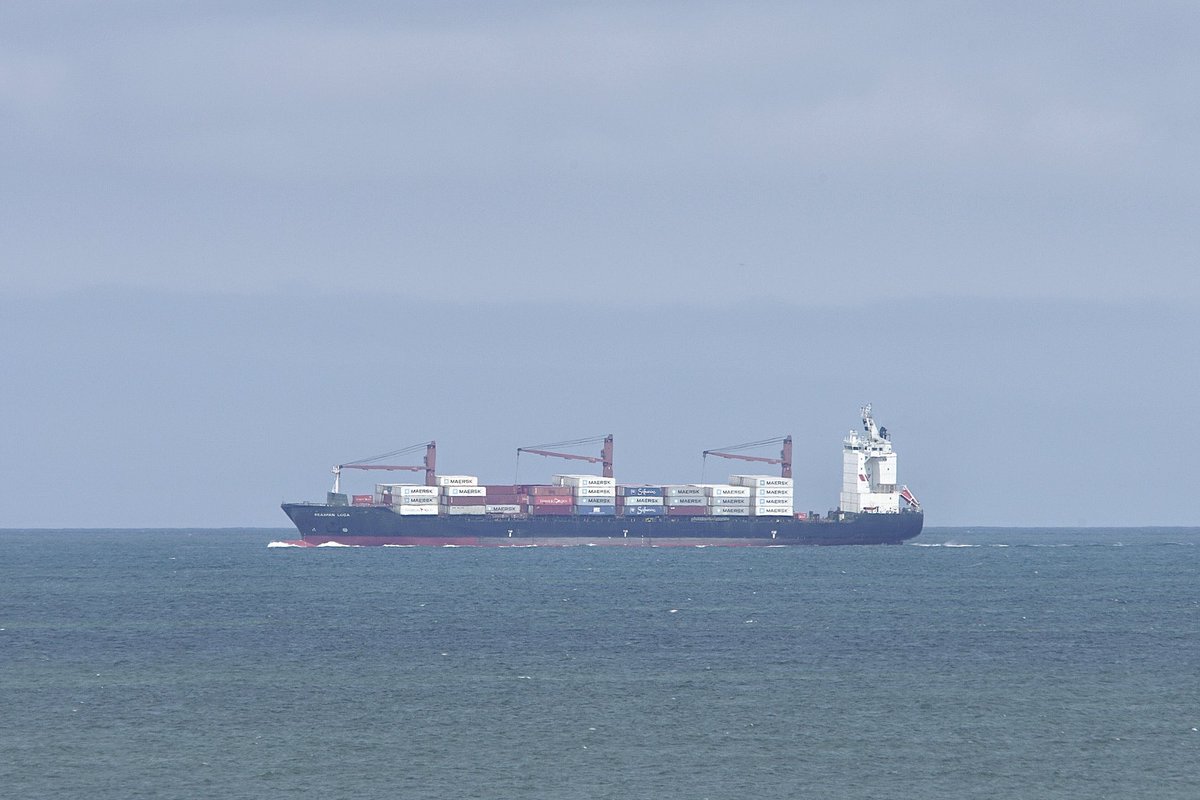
[840, 404, 919, 515]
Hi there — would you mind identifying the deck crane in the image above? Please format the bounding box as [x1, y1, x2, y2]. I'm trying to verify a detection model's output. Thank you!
[331, 441, 437, 492]
[702, 436, 792, 480]
[516, 435, 614, 479]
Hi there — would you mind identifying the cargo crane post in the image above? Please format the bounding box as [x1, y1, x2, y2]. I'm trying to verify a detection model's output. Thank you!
[331, 441, 438, 493]
[516, 435, 614, 479]
[702, 436, 792, 480]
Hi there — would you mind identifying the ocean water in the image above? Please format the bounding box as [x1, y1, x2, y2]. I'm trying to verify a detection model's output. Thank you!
[2, 528, 1198, 800]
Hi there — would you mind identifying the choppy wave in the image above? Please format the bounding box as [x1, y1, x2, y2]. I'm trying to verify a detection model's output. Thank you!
[267, 541, 302, 548]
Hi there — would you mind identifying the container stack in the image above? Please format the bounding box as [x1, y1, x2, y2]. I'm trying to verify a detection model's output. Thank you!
[616, 485, 665, 516]
[555, 474, 617, 515]
[730, 474, 794, 516]
[527, 484, 574, 515]
[702, 484, 752, 516]
[377, 483, 440, 516]
[662, 485, 708, 516]
[482, 485, 526, 515]
[436, 475, 487, 515]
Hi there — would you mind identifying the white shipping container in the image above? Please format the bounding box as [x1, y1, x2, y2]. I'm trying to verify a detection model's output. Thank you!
[664, 485, 706, 497]
[398, 486, 437, 497]
[396, 496, 438, 506]
[554, 474, 617, 488]
[435, 475, 479, 487]
[703, 485, 751, 498]
[392, 504, 439, 515]
[707, 497, 750, 508]
[621, 496, 664, 506]
[753, 487, 793, 498]
[709, 506, 750, 516]
[574, 486, 617, 498]
[665, 497, 707, 507]
[443, 486, 487, 496]
[485, 504, 523, 514]
[730, 474, 794, 488]
[442, 505, 488, 515]
[750, 506, 792, 516]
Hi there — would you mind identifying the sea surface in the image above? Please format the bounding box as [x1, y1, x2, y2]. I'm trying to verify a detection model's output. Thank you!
[2, 527, 1198, 800]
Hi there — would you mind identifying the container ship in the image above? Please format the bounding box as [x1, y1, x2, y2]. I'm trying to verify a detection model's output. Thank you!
[279, 405, 923, 547]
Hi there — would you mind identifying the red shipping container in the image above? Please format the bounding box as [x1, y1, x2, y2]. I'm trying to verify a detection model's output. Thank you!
[351, 495, 374, 506]
[667, 506, 708, 516]
[484, 493, 525, 505]
[530, 505, 573, 515]
[531, 495, 572, 506]
[441, 495, 487, 506]
[482, 485, 520, 494]
[527, 485, 573, 496]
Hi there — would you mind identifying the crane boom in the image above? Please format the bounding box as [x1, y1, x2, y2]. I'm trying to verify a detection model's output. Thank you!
[703, 436, 792, 479]
[517, 435, 614, 478]
[333, 441, 437, 490]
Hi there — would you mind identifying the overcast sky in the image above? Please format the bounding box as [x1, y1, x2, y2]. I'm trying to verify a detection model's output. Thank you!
[3, 3, 1198, 528]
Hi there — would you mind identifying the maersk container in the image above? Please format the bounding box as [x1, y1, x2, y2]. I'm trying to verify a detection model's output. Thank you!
[619, 496, 664, 506]
[531, 495, 572, 506]
[377, 483, 438, 496]
[730, 475, 794, 488]
[485, 504, 525, 514]
[664, 496, 707, 507]
[709, 506, 750, 516]
[616, 485, 665, 497]
[707, 496, 750, 508]
[750, 506, 792, 516]
[443, 486, 486, 497]
[396, 496, 438, 506]
[622, 505, 666, 516]
[574, 504, 617, 515]
[435, 475, 479, 487]
[753, 487, 793, 498]
[664, 486, 705, 497]
[574, 486, 617, 498]
[554, 474, 617, 488]
[393, 504, 439, 516]
[703, 486, 751, 498]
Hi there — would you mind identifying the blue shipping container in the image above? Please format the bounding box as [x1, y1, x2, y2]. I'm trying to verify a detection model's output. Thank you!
[574, 504, 617, 515]
[621, 505, 666, 516]
[617, 485, 665, 497]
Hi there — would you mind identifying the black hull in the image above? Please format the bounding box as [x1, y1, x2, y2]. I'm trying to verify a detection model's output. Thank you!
[280, 504, 924, 547]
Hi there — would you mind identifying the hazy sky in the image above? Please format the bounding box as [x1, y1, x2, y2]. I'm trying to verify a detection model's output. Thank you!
[3, 3, 1198, 527]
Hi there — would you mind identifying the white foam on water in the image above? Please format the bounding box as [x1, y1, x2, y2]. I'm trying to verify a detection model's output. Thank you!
[267, 541, 301, 548]
[442, 544, 462, 548]
[317, 541, 358, 547]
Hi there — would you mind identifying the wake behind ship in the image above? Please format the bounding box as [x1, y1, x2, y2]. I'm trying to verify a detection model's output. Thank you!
[279, 405, 923, 547]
